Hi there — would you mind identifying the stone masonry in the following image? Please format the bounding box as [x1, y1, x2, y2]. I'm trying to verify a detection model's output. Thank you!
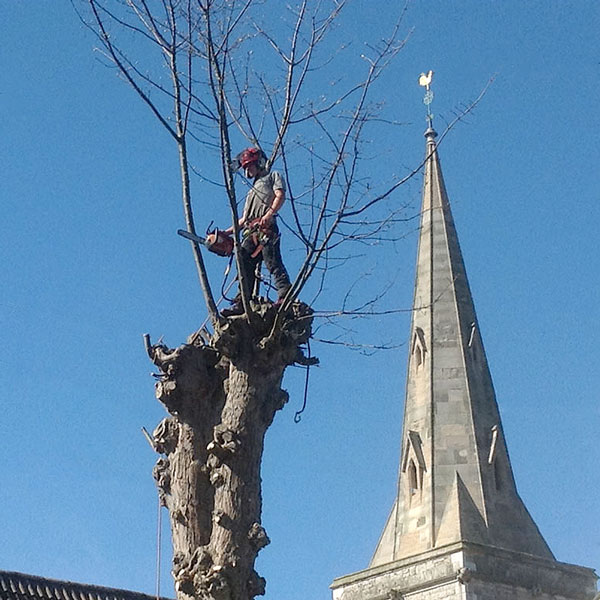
[332, 542, 596, 600]
[331, 128, 597, 600]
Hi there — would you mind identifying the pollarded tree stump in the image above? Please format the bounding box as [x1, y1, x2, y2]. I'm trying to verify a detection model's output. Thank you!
[147, 301, 316, 600]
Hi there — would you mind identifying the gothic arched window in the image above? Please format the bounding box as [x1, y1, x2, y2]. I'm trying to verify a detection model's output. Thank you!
[412, 327, 427, 371]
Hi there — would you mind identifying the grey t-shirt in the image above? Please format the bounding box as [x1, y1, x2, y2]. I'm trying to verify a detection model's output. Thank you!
[243, 170, 285, 222]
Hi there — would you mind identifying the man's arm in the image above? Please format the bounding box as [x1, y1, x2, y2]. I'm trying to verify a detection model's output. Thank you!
[224, 212, 247, 235]
[260, 188, 284, 226]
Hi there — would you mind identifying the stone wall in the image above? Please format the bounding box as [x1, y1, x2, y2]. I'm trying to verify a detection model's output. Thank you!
[467, 580, 583, 600]
[331, 542, 597, 600]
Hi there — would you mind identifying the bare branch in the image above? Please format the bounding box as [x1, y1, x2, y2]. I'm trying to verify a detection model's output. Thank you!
[85, 0, 179, 140]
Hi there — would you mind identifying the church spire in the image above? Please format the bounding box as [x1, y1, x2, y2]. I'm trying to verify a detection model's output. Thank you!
[369, 125, 554, 565]
[331, 85, 597, 600]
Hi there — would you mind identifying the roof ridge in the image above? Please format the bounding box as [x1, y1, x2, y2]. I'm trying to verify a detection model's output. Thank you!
[0, 570, 172, 600]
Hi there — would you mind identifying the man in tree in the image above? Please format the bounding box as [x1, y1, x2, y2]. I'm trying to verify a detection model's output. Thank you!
[223, 147, 292, 316]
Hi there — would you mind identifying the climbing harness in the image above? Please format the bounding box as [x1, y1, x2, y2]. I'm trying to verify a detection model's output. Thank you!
[243, 218, 278, 258]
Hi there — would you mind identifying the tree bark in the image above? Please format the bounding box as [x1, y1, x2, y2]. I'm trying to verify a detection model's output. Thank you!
[148, 301, 316, 600]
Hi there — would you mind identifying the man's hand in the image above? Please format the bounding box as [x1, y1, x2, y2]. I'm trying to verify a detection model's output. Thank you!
[224, 215, 247, 235]
[259, 212, 274, 228]
[259, 189, 284, 228]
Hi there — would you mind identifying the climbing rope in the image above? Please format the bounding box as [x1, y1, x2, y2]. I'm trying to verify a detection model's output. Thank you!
[294, 339, 312, 423]
[220, 254, 235, 302]
[155, 495, 162, 600]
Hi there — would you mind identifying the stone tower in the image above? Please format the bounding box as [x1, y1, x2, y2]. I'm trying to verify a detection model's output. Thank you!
[331, 128, 597, 600]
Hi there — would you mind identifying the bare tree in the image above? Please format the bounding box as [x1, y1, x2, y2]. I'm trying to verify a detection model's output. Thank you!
[75, 1, 434, 599]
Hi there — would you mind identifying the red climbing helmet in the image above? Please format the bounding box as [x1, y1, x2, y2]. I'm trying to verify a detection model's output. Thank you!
[233, 147, 267, 172]
[239, 147, 262, 168]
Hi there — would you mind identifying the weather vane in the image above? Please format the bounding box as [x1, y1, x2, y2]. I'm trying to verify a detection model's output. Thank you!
[418, 70, 434, 127]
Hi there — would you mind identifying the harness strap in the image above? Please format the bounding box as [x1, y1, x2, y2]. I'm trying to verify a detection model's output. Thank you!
[244, 218, 275, 258]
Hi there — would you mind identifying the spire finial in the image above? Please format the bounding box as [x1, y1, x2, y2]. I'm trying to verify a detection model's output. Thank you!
[418, 70, 435, 134]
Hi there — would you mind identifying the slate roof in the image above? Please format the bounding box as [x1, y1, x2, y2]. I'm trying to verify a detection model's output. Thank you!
[0, 571, 169, 600]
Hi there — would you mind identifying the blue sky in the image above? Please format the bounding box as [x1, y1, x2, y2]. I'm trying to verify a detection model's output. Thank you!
[1, 2, 598, 599]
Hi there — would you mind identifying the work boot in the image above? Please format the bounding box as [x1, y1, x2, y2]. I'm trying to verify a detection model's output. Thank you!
[273, 285, 291, 308]
[273, 293, 292, 309]
[220, 302, 244, 317]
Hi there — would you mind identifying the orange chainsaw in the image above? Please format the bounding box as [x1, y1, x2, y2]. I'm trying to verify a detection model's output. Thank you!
[177, 228, 234, 257]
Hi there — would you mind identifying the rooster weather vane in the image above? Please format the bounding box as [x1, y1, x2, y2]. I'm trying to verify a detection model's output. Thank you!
[419, 70, 434, 127]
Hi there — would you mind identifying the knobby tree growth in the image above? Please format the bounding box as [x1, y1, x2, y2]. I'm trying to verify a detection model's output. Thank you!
[76, 1, 444, 598]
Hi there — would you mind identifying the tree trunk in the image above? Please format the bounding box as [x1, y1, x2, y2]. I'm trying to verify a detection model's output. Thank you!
[148, 301, 315, 600]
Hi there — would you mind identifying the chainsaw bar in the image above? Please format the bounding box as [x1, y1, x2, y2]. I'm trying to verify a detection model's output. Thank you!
[177, 229, 207, 245]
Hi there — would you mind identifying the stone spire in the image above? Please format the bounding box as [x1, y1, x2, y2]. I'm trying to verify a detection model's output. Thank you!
[370, 127, 554, 565]
[331, 123, 597, 600]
